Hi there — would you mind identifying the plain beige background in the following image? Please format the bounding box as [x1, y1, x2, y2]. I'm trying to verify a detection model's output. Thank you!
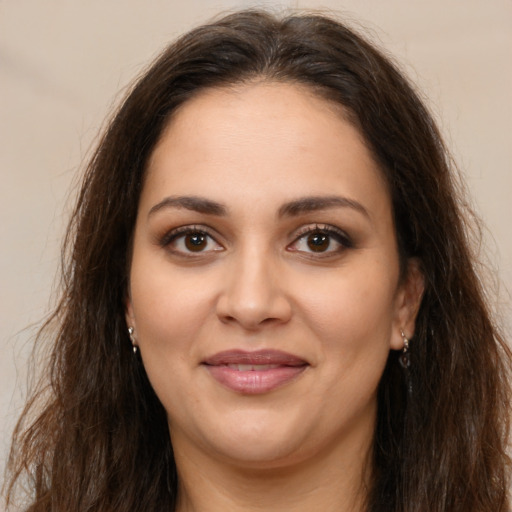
[1, 0, 511, 477]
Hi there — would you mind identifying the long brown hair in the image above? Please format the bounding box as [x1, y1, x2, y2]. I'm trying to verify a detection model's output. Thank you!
[4, 10, 511, 512]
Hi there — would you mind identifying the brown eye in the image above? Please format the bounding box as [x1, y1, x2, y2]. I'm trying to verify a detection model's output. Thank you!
[288, 225, 352, 257]
[185, 232, 207, 252]
[307, 233, 330, 252]
[163, 227, 224, 256]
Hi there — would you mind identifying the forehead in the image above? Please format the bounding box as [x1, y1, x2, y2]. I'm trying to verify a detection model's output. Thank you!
[143, 82, 390, 219]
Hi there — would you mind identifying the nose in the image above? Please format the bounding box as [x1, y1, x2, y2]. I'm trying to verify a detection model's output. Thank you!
[215, 247, 293, 331]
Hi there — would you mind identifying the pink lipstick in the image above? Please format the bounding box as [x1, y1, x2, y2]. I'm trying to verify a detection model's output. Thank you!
[202, 350, 308, 394]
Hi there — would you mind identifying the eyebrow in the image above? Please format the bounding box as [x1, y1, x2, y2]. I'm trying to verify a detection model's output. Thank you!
[148, 196, 227, 217]
[147, 194, 369, 220]
[278, 196, 370, 219]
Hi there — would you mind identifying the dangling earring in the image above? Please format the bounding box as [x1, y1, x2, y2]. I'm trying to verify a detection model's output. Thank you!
[128, 326, 138, 354]
[398, 329, 410, 369]
[399, 328, 412, 395]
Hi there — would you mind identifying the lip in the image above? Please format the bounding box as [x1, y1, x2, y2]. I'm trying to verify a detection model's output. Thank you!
[202, 350, 308, 394]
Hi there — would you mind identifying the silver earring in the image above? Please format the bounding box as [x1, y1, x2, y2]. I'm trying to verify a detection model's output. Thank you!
[128, 326, 138, 354]
[398, 329, 410, 369]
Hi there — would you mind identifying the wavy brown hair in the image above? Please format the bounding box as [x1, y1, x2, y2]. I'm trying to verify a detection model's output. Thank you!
[4, 9, 511, 512]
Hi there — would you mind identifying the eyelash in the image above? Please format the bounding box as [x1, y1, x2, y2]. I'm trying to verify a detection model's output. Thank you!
[159, 223, 353, 258]
[288, 224, 354, 257]
[159, 225, 221, 254]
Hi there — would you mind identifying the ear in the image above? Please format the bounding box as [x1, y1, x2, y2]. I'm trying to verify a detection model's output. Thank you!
[390, 258, 425, 350]
[125, 293, 136, 331]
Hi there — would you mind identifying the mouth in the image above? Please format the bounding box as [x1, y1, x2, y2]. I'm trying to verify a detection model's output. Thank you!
[202, 350, 309, 395]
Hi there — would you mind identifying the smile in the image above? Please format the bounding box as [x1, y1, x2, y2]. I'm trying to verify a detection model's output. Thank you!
[202, 350, 308, 394]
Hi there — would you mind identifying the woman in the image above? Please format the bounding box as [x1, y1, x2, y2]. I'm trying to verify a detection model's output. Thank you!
[4, 9, 511, 512]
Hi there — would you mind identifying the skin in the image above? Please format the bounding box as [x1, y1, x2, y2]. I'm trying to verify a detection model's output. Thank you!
[126, 82, 424, 512]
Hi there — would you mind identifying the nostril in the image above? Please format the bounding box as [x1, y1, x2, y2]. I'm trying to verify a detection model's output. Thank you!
[215, 269, 293, 329]
[218, 309, 291, 331]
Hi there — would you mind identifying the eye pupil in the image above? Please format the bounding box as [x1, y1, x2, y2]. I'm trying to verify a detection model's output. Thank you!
[307, 232, 329, 252]
[185, 233, 207, 251]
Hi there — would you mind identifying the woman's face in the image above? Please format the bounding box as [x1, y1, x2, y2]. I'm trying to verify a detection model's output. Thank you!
[127, 82, 422, 469]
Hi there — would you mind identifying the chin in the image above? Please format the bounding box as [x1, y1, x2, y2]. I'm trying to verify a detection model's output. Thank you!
[189, 408, 319, 468]
[213, 436, 309, 469]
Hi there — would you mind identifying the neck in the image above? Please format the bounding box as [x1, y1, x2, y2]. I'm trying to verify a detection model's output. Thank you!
[172, 425, 373, 512]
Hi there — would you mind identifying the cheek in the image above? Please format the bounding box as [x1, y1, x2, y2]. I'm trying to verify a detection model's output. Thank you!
[302, 273, 395, 418]
[129, 257, 219, 355]
[295, 261, 398, 364]
[128, 261, 219, 414]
